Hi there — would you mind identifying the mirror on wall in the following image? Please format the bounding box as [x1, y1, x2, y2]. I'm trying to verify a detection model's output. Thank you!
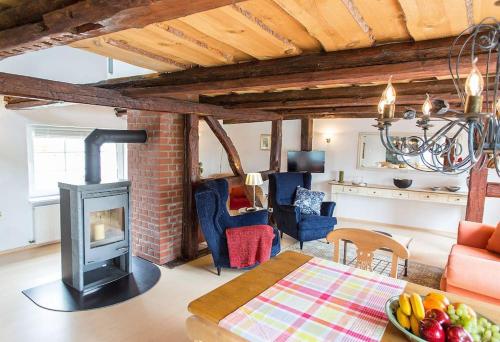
[357, 133, 434, 171]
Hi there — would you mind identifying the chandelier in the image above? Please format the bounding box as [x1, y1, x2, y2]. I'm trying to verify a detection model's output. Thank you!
[375, 18, 499, 176]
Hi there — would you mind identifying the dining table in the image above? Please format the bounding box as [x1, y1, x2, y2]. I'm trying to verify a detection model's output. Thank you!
[186, 251, 499, 342]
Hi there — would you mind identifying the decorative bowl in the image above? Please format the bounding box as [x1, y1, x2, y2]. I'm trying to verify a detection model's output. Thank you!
[429, 186, 441, 191]
[393, 178, 413, 189]
[385, 296, 425, 342]
[385, 296, 498, 342]
[445, 186, 461, 192]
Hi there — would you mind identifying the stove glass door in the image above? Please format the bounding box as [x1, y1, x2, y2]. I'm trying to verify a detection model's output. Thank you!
[90, 207, 125, 248]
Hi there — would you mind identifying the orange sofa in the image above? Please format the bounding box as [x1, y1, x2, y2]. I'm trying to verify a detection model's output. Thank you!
[441, 221, 500, 306]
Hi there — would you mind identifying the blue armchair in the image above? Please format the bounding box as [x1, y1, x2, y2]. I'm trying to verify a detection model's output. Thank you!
[269, 172, 337, 249]
[194, 179, 280, 275]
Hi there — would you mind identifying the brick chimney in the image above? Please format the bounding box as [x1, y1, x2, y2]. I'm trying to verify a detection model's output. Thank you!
[127, 110, 184, 264]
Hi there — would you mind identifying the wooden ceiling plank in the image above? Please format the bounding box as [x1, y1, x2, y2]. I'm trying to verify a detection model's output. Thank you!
[109, 28, 215, 68]
[398, 0, 469, 40]
[351, 0, 411, 42]
[0, 72, 281, 120]
[72, 37, 185, 72]
[0, 0, 248, 58]
[272, 0, 374, 51]
[105, 37, 194, 70]
[179, 3, 301, 60]
[472, 1, 500, 24]
[145, 23, 235, 65]
[237, 0, 322, 52]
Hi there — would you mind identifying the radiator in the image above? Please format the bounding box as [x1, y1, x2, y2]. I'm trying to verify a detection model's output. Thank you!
[33, 203, 60, 244]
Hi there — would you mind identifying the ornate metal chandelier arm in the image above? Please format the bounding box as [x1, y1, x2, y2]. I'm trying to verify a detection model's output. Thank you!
[468, 121, 486, 164]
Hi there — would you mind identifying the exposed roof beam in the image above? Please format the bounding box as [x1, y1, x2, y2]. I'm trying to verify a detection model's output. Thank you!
[0, 0, 247, 58]
[89, 35, 475, 97]
[0, 72, 280, 120]
[201, 79, 465, 106]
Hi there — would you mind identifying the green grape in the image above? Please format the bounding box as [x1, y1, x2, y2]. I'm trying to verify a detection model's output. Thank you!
[471, 333, 480, 342]
[479, 317, 488, 326]
[492, 325, 500, 334]
[485, 330, 493, 340]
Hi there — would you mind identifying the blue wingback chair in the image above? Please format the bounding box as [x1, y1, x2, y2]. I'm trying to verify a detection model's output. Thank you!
[269, 172, 337, 249]
[195, 179, 280, 275]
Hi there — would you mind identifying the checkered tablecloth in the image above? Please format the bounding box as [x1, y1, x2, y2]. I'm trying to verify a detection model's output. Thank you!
[219, 257, 406, 342]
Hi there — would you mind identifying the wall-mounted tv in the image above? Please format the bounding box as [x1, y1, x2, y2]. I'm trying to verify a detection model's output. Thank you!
[287, 151, 325, 173]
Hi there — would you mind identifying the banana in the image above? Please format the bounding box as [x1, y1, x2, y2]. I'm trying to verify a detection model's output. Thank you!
[410, 314, 420, 336]
[396, 308, 411, 330]
[399, 293, 412, 316]
[410, 293, 425, 321]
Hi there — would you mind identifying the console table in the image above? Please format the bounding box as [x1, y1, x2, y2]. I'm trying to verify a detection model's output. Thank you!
[329, 181, 468, 206]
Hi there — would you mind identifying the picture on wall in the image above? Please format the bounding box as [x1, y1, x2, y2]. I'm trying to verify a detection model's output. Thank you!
[260, 134, 271, 150]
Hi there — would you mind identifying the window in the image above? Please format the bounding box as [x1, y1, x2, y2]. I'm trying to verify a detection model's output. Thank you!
[28, 125, 125, 198]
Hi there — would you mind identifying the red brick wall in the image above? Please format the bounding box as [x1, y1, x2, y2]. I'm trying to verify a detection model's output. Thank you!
[127, 110, 184, 265]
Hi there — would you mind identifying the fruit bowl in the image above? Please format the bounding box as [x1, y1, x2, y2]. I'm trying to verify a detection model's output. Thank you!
[386, 296, 426, 342]
[385, 295, 498, 342]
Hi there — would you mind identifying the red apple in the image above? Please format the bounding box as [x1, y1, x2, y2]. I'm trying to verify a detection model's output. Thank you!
[419, 318, 445, 342]
[425, 308, 451, 327]
[446, 325, 473, 342]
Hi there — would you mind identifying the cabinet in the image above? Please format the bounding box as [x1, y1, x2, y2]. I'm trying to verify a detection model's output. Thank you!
[330, 182, 467, 206]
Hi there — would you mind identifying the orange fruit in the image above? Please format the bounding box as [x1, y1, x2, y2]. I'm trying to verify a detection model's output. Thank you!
[423, 297, 446, 312]
[425, 293, 450, 307]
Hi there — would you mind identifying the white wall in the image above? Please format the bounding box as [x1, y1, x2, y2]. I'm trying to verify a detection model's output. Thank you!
[199, 118, 500, 234]
[0, 47, 130, 252]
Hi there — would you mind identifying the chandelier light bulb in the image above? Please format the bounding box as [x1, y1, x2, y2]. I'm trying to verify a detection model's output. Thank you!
[382, 78, 396, 104]
[465, 59, 484, 96]
[422, 94, 432, 117]
[377, 98, 385, 115]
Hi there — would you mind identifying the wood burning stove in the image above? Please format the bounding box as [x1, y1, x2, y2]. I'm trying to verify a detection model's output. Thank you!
[58, 129, 147, 293]
[59, 181, 131, 292]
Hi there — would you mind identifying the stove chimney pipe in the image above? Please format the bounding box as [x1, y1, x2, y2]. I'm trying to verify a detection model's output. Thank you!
[85, 129, 147, 184]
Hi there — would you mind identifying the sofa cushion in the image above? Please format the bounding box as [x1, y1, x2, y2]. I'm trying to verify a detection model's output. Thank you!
[293, 186, 325, 215]
[446, 244, 500, 300]
[486, 222, 500, 254]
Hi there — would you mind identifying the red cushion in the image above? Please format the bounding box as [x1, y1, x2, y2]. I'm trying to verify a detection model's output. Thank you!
[230, 186, 246, 197]
[486, 222, 500, 254]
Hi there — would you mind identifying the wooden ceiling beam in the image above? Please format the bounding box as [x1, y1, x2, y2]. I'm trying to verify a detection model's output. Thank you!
[90, 35, 478, 97]
[0, 72, 281, 120]
[200, 79, 466, 106]
[0, 0, 247, 58]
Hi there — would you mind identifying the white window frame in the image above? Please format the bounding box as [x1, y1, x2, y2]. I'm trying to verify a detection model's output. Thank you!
[27, 125, 126, 200]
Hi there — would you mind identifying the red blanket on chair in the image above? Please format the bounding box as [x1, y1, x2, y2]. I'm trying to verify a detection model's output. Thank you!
[226, 225, 274, 269]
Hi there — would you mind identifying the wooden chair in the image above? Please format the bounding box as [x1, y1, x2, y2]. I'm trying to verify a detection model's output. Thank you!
[326, 228, 410, 279]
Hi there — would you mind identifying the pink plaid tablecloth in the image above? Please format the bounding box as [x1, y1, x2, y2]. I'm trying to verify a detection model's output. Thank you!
[219, 257, 406, 342]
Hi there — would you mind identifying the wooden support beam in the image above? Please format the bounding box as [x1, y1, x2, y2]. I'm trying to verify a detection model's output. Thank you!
[203, 116, 262, 207]
[270, 120, 282, 171]
[301, 118, 313, 151]
[465, 163, 489, 223]
[181, 114, 200, 260]
[214, 93, 460, 111]
[0, 0, 247, 58]
[202, 79, 466, 107]
[0, 72, 281, 120]
[94, 35, 475, 97]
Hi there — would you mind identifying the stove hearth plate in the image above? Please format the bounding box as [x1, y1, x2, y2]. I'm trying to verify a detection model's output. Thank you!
[22, 257, 160, 312]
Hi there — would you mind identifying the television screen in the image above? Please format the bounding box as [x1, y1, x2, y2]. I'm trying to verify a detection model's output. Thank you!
[287, 151, 325, 173]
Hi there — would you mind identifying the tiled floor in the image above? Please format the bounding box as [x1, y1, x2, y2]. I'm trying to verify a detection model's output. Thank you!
[0, 220, 455, 341]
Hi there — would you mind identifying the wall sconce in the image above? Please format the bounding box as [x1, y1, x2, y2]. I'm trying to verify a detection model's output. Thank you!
[324, 132, 333, 144]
